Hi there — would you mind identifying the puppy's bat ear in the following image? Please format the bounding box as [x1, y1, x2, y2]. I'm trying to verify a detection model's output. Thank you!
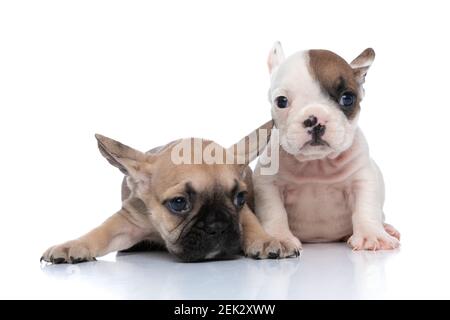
[350, 48, 375, 85]
[227, 120, 274, 167]
[267, 41, 285, 73]
[95, 134, 153, 180]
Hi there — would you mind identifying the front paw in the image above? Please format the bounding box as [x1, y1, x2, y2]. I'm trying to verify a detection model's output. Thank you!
[243, 236, 284, 259]
[243, 234, 301, 259]
[41, 240, 96, 264]
[348, 229, 400, 251]
[278, 236, 302, 258]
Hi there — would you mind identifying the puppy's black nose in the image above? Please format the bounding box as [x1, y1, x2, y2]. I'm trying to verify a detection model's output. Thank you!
[312, 123, 326, 138]
[201, 212, 230, 235]
[303, 115, 318, 128]
[204, 221, 229, 235]
[308, 123, 326, 146]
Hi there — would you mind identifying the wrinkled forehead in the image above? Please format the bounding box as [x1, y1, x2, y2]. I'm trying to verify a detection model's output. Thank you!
[152, 160, 241, 196]
[270, 50, 358, 99]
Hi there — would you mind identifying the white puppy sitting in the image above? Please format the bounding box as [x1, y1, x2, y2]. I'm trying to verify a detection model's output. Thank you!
[253, 42, 400, 256]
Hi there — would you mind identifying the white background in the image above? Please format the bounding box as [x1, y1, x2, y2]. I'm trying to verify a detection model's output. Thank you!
[1, 0, 449, 299]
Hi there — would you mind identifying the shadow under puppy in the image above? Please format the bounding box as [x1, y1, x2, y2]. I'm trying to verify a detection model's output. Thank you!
[41, 121, 294, 263]
[253, 43, 400, 253]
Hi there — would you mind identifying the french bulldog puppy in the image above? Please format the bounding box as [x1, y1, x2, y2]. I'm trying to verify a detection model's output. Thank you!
[41, 121, 291, 263]
[253, 43, 400, 255]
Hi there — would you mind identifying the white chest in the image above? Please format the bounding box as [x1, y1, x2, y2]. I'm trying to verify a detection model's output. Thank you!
[280, 180, 354, 242]
[274, 149, 366, 242]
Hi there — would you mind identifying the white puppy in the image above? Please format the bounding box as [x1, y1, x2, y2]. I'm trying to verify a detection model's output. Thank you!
[253, 42, 400, 256]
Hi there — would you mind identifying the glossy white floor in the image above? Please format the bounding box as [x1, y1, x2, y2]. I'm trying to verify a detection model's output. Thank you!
[2, 233, 449, 300]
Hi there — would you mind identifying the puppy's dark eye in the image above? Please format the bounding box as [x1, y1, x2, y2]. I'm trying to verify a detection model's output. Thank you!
[275, 96, 289, 109]
[339, 92, 355, 108]
[167, 197, 191, 214]
[234, 191, 247, 208]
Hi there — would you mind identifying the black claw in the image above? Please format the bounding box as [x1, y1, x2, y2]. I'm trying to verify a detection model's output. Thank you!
[40, 256, 44, 263]
[52, 257, 66, 264]
[69, 256, 86, 264]
[268, 249, 280, 259]
[251, 251, 261, 259]
[69, 256, 96, 263]
[286, 249, 301, 258]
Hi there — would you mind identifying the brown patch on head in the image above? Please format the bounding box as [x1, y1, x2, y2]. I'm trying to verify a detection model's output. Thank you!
[308, 50, 361, 120]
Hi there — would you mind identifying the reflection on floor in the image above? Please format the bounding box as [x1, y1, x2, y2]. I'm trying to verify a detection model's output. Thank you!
[39, 243, 401, 299]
